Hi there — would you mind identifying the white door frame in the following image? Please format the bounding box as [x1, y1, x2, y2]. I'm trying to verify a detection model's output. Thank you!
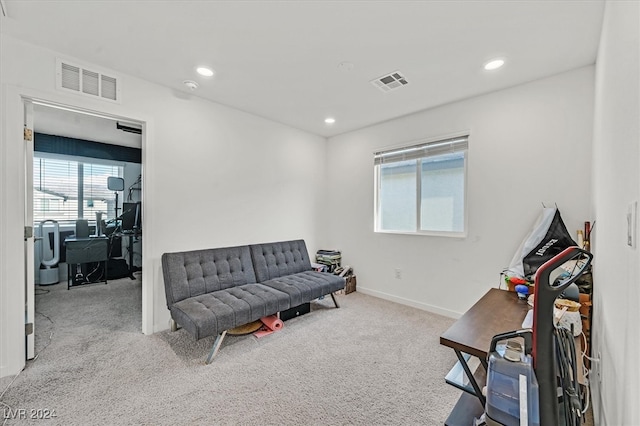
[1, 84, 153, 377]
[24, 99, 35, 359]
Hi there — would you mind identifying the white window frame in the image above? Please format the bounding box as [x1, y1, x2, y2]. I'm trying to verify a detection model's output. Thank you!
[374, 133, 469, 237]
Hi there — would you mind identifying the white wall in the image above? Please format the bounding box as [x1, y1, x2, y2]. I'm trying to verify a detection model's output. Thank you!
[0, 35, 327, 377]
[324, 66, 595, 317]
[590, 1, 640, 424]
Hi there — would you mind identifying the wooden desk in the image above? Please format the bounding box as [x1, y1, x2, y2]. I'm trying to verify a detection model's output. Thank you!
[441, 288, 530, 358]
[439, 288, 530, 426]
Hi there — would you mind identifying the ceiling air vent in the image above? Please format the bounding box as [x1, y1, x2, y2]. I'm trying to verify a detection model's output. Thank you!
[82, 69, 100, 96]
[61, 63, 80, 91]
[101, 75, 118, 101]
[56, 58, 121, 103]
[371, 71, 409, 93]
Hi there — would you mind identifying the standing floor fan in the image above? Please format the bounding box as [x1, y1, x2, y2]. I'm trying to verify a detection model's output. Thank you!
[39, 219, 60, 285]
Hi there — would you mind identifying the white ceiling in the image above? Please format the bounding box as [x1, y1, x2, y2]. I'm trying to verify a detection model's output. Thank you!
[1, 1, 605, 138]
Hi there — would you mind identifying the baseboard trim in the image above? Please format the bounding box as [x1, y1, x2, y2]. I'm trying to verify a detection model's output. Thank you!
[356, 287, 462, 319]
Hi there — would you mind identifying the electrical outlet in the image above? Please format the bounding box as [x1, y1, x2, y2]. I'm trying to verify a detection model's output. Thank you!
[394, 268, 402, 279]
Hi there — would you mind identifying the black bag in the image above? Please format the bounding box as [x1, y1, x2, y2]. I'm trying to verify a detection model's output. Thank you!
[507, 208, 577, 280]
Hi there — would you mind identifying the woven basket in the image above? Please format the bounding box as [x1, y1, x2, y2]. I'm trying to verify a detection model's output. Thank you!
[345, 275, 356, 294]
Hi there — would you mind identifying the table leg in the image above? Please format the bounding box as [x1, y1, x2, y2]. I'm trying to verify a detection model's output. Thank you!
[454, 349, 486, 407]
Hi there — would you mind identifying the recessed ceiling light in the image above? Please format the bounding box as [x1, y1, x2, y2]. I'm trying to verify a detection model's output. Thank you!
[324, 117, 336, 125]
[484, 59, 505, 71]
[196, 67, 214, 77]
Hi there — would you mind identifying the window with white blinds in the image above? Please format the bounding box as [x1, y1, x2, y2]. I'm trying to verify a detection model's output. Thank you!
[374, 135, 469, 236]
[33, 155, 123, 224]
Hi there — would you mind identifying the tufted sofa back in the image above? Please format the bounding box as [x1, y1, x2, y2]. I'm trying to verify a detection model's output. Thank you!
[161, 245, 257, 307]
[249, 240, 312, 282]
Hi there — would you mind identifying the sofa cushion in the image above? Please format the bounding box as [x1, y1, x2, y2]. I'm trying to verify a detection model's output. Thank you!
[162, 245, 257, 307]
[170, 284, 290, 340]
[260, 271, 345, 307]
[250, 240, 312, 282]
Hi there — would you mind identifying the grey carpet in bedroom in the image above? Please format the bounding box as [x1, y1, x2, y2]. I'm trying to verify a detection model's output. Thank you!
[1, 276, 462, 425]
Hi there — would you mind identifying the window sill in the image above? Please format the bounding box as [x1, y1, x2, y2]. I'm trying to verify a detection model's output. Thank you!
[374, 229, 467, 239]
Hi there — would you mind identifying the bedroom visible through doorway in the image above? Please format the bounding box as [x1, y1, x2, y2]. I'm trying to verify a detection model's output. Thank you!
[29, 101, 144, 358]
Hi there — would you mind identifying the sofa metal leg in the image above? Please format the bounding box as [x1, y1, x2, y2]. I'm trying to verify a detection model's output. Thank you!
[170, 318, 179, 332]
[330, 293, 340, 308]
[205, 330, 228, 364]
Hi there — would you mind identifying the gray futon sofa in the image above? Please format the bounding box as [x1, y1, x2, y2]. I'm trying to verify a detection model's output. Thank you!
[161, 239, 345, 363]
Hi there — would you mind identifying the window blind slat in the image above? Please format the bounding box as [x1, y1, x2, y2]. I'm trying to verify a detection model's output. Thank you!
[374, 136, 468, 165]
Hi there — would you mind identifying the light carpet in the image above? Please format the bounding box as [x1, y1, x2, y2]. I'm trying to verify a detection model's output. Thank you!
[1, 276, 465, 425]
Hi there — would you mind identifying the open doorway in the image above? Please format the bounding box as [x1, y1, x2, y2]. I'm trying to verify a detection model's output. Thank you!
[29, 101, 144, 356]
